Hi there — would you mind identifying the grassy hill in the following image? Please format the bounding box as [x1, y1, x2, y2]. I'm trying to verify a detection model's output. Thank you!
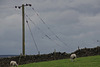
[19, 55, 100, 67]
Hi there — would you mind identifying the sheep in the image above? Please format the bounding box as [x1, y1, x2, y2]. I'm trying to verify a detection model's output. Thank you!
[70, 54, 77, 62]
[10, 61, 18, 67]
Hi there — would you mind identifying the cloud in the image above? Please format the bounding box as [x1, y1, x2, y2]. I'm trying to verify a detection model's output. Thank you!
[0, 0, 100, 55]
[79, 14, 100, 27]
[68, 0, 100, 14]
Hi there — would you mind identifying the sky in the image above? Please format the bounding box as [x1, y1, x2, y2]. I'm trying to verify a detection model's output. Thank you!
[0, 0, 100, 55]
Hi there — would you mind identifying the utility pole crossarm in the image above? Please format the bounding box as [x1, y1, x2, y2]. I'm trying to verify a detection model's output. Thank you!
[15, 4, 32, 56]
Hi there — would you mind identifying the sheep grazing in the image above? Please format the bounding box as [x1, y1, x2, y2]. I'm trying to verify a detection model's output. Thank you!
[70, 54, 77, 62]
[10, 61, 18, 67]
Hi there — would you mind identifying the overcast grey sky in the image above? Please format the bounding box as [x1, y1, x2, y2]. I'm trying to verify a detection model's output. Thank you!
[0, 0, 100, 55]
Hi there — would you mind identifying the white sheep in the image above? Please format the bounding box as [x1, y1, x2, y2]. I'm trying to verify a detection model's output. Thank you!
[70, 54, 77, 62]
[10, 61, 18, 67]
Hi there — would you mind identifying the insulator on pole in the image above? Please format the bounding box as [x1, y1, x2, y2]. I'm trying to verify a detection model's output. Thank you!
[15, 6, 17, 8]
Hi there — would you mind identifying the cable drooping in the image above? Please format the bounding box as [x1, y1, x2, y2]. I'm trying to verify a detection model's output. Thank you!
[25, 14, 68, 49]
[31, 7, 68, 47]
[26, 20, 40, 54]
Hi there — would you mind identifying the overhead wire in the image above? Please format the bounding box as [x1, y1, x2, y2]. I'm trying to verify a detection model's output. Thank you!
[0, 6, 14, 9]
[30, 7, 69, 47]
[25, 14, 46, 37]
[25, 14, 68, 50]
[26, 19, 40, 54]
[25, 6, 73, 52]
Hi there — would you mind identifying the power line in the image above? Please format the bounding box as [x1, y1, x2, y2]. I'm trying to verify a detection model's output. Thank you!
[25, 14, 45, 38]
[26, 20, 40, 54]
[0, 6, 14, 9]
[30, 7, 69, 47]
[25, 14, 68, 49]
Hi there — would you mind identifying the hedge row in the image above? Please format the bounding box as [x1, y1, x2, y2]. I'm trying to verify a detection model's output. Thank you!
[0, 46, 100, 67]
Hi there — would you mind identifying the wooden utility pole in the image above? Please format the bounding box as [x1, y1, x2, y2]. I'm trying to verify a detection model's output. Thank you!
[22, 4, 25, 56]
[15, 4, 32, 56]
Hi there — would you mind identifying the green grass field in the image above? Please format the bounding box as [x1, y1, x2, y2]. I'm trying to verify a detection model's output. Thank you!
[19, 55, 100, 67]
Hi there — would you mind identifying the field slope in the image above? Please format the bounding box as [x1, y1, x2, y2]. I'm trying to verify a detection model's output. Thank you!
[19, 55, 100, 67]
